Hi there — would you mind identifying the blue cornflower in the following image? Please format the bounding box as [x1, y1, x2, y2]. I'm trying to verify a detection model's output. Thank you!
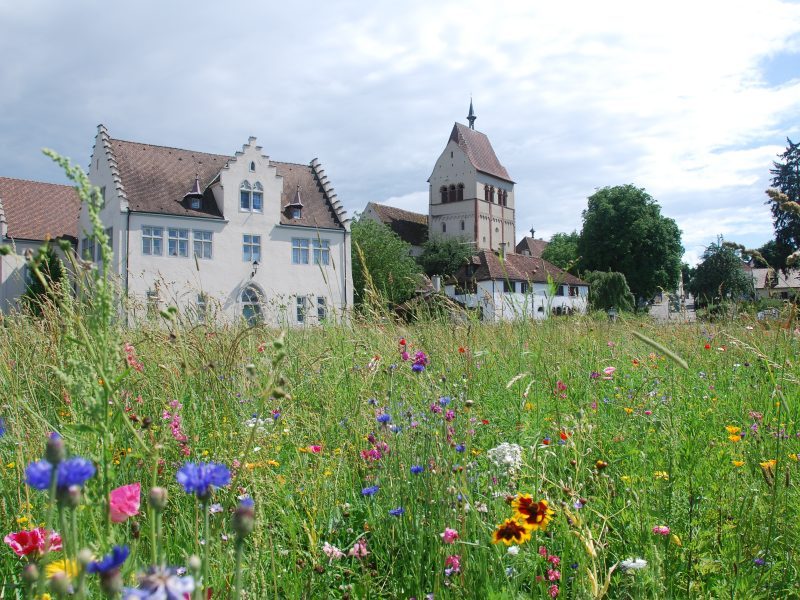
[377, 414, 392, 424]
[361, 485, 379, 497]
[389, 507, 405, 517]
[753, 557, 766, 566]
[0, 417, 6, 437]
[25, 457, 95, 491]
[239, 495, 255, 508]
[411, 363, 425, 373]
[455, 444, 466, 453]
[176, 462, 231, 498]
[87, 545, 130, 574]
[438, 397, 451, 406]
[390, 425, 402, 434]
[410, 465, 424, 474]
[123, 566, 195, 598]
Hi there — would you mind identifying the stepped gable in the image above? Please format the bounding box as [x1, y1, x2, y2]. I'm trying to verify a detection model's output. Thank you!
[0, 177, 79, 241]
[276, 161, 346, 230]
[460, 250, 586, 285]
[110, 138, 229, 218]
[449, 122, 513, 182]
[516, 236, 549, 258]
[367, 202, 428, 246]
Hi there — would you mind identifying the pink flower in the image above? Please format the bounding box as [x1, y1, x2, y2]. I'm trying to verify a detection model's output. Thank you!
[440, 528, 459, 544]
[308, 445, 323, 454]
[548, 555, 560, 566]
[4, 528, 62, 557]
[348, 538, 369, 559]
[444, 554, 461, 575]
[538, 545, 548, 557]
[109, 483, 141, 523]
[602, 366, 616, 379]
[652, 525, 670, 536]
[549, 584, 560, 598]
[400, 351, 410, 361]
[547, 568, 561, 581]
[322, 541, 344, 561]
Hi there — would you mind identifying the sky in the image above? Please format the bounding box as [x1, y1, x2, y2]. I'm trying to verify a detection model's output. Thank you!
[1, 0, 799, 266]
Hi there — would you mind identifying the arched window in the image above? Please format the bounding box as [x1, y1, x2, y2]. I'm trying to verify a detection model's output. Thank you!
[457, 183, 464, 202]
[484, 185, 489, 202]
[240, 285, 263, 326]
[252, 182, 263, 212]
[442, 222, 447, 233]
[489, 186, 495, 203]
[440, 186, 448, 203]
[449, 184, 456, 203]
[240, 181, 252, 211]
[249, 161, 256, 172]
[460, 220, 465, 231]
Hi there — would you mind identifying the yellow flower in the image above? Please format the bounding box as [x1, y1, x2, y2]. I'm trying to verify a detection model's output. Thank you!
[725, 425, 741, 435]
[654, 471, 669, 480]
[524, 402, 534, 411]
[38, 595, 52, 600]
[511, 495, 555, 532]
[620, 475, 632, 483]
[728, 435, 741, 443]
[45, 559, 78, 580]
[671, 534, 682, 546]
[492, 518, 532, 545]
[16, 516, 28, 525]
[266, 460, 280, 467]
[6, 462, 15, 469]
[760, 459, 777, 470]
[732, 460, 745, 467]
[788, 454, 798, 462]
[623, 407, 634, 415]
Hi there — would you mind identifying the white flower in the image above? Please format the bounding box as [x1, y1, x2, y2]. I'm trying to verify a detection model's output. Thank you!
[620, 558, 648, 571]
[486, 442, 523, 475]
[507, 545, 520, 556]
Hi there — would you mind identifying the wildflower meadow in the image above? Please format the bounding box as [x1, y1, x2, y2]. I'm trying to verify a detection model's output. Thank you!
[1, 157, 799, 598]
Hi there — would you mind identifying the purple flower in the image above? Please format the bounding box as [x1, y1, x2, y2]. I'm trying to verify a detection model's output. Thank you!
[123, 566, 195, 599]
[87, 545, 130, 574]
[455, 444, 465, 453]
[389, 507, 405, 517]
[361, 485, 379, 497]
[25, 457, 95, 491]
[410, 465, 424, 474]
[0, 417, 6, 437]
[176, 462, 231, 498]
[377, 414, 392, 424]
[438, 397, 451, 406]
[753, 557, 766, 566]
[412, 351, 428, 372]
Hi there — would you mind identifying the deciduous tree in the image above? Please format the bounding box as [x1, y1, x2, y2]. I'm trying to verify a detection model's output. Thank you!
[541, 231, 580, 273]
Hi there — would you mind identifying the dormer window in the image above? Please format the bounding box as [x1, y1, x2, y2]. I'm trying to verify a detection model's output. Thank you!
[190, 197, 201, 210]
[292, 207, 302, 219]
[249, 161, 256, 172]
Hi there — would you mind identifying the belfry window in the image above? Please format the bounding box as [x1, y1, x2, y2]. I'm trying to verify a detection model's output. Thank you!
[457, 183, 464, 202]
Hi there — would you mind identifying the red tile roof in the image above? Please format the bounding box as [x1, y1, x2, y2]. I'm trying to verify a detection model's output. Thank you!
[455, 250, 587, 286]
[365, 202, 428, 246]
[0, 177, 79, 241]
[515, 237, 549, 258]
[108, 138, 346, 230]
[449, 123, 513, 182]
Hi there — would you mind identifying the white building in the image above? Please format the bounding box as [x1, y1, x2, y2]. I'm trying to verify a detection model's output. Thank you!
[83, 125, 352, 325]
[750, 267, 800, 300]
[0, 177, 79, 313]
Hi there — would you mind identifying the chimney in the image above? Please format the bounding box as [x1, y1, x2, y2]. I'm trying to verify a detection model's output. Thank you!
[432, 275, 441, 293]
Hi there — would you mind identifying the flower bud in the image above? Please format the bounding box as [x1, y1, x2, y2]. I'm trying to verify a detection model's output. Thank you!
[49, 571, 71, 595]
[188, 554, 202, 572]
[46, 432, 66, 465]
[21, 563, 39, 583]
[148, 487, 168, 511]
[232, 498, 255, 539]
[100, 570, 124, 596]
[59, 484, 82, 508]
[78, 548, 94, 567]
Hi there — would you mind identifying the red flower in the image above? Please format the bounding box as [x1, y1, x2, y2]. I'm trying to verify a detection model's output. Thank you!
[399, 338, 407, 346]
[559, 431, 569, 441]
[458, 346, 466, 354]
[4, 528, 62, 557]
[704, 343, 711, 350]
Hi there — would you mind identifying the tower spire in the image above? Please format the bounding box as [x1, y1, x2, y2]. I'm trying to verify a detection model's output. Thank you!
[467, 98, 476, 129]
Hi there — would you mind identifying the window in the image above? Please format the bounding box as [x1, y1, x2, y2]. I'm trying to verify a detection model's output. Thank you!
[105, 227, 113, 254]
[146, 289, 160, 318]
[252, 182, 263, 212]
[503, 280, 513, 293]
[317, 296, 327, 321]
[484, 185, 489, 202]
[23, 265, 34, 287]
[142, 227, 163, 256]
[460, 220, 465, 231]
[249, 161, 256, 172]
[243, 235, 261, 262]
[240, 285, 262, 326]
[81, 237, 92, 260]
[240, 181, 255, 211]
[449, 185, 456, 203]
[292, 238, 310, 264]
[100, 186, 107, 208]
[556, 286, 565, 297]
[296, 296, 306, 324]
[196, 293, 208, 322]
[520, 281, 529, 294]
[193, 230, 213, 260]
[190, 196, 201, 210]
[313, 239, 330, 265]
[569, 286, 579, 297]
[440, 186, 447, 203]
[442, 222, 447, 233]
[168, 228, 189, 257]
[291, 207, 302, 219]
[457, 183, 464, 202]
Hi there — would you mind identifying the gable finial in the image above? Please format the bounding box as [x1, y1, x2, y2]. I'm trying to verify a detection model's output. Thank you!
[467, 97, 476, 129]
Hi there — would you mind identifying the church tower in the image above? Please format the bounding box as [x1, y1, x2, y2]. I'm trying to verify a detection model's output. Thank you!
[427, 102, 515, 253]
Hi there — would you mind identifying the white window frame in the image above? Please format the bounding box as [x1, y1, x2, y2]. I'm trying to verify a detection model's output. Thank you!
[313, 239, 330, 266]
[168, 228, 189, 257]
[196, 293, 208, 322]
[243, 234, 261, 262]
[142, 226, 163, 256]
[292, 238, 310, 264]
[193, 230, 213, 260]
[252, 182, 263, 213]
[240, 181, 252, 211]
[317, 296, 327, 321]
[296, 295, 307, 324]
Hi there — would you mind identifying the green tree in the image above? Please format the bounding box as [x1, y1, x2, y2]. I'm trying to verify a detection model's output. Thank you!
[687, 240, 754, 307]
[582, 270, 635, 312]
[22, 241, 67, 317]
[416, 236, 474, 278]
[768, 138, 800, 269]
[681, 262, 695, 295]
[541, 231, 580, 273]
[351, 217, 422, 307]
[756, 239, 783, 269]
[577, 185, 683, 305]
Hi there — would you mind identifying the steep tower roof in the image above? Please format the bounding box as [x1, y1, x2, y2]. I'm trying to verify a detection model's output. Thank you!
[448, 123, 513, 183]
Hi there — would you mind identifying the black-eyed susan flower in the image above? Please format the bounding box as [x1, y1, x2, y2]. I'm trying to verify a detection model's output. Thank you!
[511, 495, 555, 531]
[492, 519, 532, 545]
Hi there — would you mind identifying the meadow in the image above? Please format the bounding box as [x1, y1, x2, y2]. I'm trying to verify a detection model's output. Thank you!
[1, 298, 799, 598]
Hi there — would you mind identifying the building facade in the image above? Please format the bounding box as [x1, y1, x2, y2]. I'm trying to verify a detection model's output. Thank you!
[83, 125, 352, 325]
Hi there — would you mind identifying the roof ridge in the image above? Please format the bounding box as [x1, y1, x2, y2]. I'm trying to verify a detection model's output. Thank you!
[0, 176, 75, 189]
[110, 136, 232, 160]
[310, 158, 350, 229]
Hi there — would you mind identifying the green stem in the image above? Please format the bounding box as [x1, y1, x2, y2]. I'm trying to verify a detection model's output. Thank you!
[233, 540, 244, 600]
[203, 499, 210, 593]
